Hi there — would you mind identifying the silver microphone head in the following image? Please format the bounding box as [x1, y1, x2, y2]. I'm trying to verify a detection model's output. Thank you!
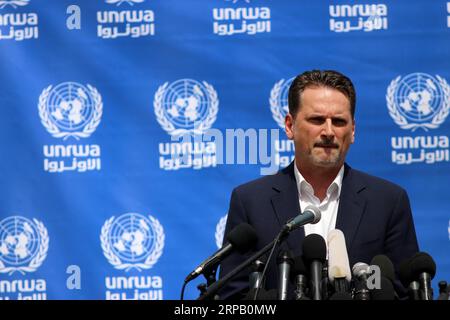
[352, 262, 370, 279]
[304, 205, 321, 224]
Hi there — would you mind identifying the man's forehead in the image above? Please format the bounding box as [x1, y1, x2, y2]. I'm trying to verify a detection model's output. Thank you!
[301, 86, 350, 102]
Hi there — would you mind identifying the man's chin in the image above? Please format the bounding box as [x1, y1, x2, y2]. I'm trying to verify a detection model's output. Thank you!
[311, 156, 341, 168]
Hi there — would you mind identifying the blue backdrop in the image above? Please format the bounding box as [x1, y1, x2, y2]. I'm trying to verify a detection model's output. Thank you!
[0, 0, 449, 300]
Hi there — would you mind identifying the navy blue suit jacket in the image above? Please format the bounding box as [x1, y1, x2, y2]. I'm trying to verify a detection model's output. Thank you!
[218, 162, 419, 299]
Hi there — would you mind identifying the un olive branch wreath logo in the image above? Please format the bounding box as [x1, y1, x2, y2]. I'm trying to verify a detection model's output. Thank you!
[38, 84, 103, 140]
[100, 215, 165, 272]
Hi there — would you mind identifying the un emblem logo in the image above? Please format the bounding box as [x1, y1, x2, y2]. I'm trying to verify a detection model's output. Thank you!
[225, 0, 251, 3]
[0, 216, 49, 275]
[101, 213, 165, 272]
[215, 215, 227, 249]
[0, 0, 29, 9]
[387, 73, 450, 131]
[38, 82, 103, 140]
[154, 79, 219, 137]
[270, 77, 294, 128]
[105, 0, 144, 6]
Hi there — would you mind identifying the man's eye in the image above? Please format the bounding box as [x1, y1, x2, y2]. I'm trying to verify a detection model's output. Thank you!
[309, 117, 325, 124]
[333, 119, 347, 126]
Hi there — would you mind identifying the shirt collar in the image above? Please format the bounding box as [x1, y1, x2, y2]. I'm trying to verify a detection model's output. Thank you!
[294, 162, 344, 200]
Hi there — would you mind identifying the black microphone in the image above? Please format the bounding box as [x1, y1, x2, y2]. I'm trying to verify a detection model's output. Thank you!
[321, 263, 330, 300]
[352, 262, 371, 300]
[302, 233, 326, 300]
[370, 254, 399, 299]
[185, 223, 257, 283]
[437, 281, 449, 300]
[282, 205, 321, 233]
[399, 257, 420, 301]
[410, 252, 436, 300]
[370, 255, 396, 284]
[277, 250, 293, 300]
[291, 255, 310, 300]
[370, 276, 395, 300]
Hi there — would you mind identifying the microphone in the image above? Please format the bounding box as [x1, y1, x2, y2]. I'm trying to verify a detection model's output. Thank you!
[321, 263, 330, 300]
[291, 255, 310, 300]
[352, 262, 371, 300]
[253, 209, 319, 301]
[399, 252, 436, 300]
[370, 276, 395, 300]
[198, 209, 320, 300]
[370, 255, 396, 283]
[282, 205, 321, 233]
[410, 252, 436, 300]
[277, 250, 293, 300]
[370, 255, 398, 299]
[399, 257, 420, 301]
[437, 281, 449, 300]
[302, 233, 326, 300]
[327, 229, 351, 295]
[249, 259, 266, 290]
[185, 223, 257, 283]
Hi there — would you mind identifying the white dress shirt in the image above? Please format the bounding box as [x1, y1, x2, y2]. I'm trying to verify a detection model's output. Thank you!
[293, 163, 344, 245]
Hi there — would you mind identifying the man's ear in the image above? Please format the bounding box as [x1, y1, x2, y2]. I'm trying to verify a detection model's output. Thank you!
[351, 119, 355, 144]
[285, 113, 295, 140]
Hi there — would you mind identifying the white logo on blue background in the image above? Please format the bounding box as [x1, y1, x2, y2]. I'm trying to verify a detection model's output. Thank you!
[38, 82, 103, 140]
[105, 0, 144, 6]
[0, 0, 29, 9]
[225, 0, 251, 3]
[101, 213, 165, 271]
[154, 79, 219, 137]
[270, 77, 294, 128]
[0, 216, 49, 275]
[448, 219, 450, 241]
[386, 73, 450, 131]
[215, 215, 227, 249]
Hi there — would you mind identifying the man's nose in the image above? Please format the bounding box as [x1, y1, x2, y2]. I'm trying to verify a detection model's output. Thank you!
[322, 119, 334, 137]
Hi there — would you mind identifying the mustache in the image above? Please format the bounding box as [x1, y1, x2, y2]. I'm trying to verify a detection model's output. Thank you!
[314, 140, 339, 148]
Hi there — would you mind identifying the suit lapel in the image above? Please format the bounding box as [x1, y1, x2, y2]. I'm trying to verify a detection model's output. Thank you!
[336, 164, 367, 252]
[270, 162, 304, 253]
[269, 163, 367, 254]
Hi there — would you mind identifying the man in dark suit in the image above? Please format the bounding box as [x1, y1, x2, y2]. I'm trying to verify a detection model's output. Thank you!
[218, 70, 419, 299]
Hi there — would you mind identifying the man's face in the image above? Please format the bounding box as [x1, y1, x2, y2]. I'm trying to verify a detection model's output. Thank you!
[285, 86, 355, 169]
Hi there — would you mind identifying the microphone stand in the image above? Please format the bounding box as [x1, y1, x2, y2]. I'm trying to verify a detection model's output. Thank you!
[195, 265, 219, 300]
[197, 229, 289, 301]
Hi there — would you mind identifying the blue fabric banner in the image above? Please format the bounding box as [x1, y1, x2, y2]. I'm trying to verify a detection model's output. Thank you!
[0, 0, 449, 300]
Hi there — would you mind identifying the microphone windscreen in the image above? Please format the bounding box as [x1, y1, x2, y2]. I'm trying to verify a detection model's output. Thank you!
[327, 229, 351, 282]
[227, 223, 258, 254]
[370, 255, 396, 283]
[292, 255, 308, 275]
[370, 276, 395, 300]
[302, 233, 327, 262]
[410, 252, 436, 279]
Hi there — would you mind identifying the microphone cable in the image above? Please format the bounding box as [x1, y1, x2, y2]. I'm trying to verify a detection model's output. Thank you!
[181, 280, 188, 300]
[253, 231, 284, 300]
